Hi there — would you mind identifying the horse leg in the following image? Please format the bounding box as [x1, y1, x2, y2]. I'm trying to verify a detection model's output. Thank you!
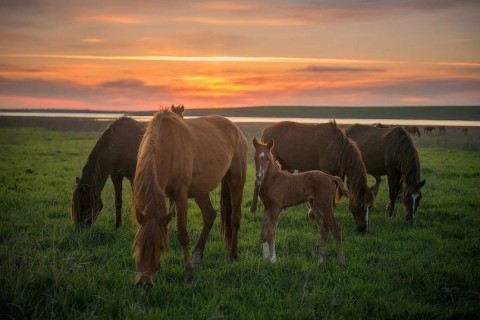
[386, 171, 400, 217]
[175, 195, 195, 283]
[322, 203, 345, 268]
[314, 210, 329, 265]
[261, 207, 280, 263]
[111, 173, 124, 229]
[229, 183, 243, 261]
[192, 194, 216, 264]
[250, 180, 260, 213]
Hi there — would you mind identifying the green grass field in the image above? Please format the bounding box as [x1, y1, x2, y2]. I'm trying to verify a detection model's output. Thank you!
[1, 125, 479, 319]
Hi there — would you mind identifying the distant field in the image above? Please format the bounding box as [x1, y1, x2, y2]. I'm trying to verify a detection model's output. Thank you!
[1, 123, 479, 319]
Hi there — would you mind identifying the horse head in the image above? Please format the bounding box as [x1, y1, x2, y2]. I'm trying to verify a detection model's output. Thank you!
[253, 137, 274, 184]
[71, 177, 103, 227]
[349, 187, 375, 233]
[403, 179, 426, 220]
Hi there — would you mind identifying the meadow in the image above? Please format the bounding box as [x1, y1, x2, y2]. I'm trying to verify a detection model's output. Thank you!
[1, 121, 479, 319]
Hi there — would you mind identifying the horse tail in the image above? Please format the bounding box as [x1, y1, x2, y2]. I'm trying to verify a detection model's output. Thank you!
[132, 115, 169, 271]
[220, 178, 233, 250]
[331, 175, 352, 199]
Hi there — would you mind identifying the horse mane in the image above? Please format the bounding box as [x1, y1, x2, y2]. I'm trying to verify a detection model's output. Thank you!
[330, 121, 372, 204]
[133, 110, 189, 265]
[391, 127, 421, 194]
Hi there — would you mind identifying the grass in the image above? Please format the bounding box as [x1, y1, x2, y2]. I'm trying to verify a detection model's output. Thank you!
[1, 126, 479, 319]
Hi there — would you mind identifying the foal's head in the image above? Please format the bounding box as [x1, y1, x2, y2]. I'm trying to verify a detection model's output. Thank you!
[71, 177, 103, 227]
[403, 179, 426, 220]
[253, 137, 274, 184]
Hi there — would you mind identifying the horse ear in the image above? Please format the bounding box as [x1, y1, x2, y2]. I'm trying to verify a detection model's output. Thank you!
[418, 179, 426, 189]
[266, 139, 274, 150]
[252, 137, 259, 148]
[76, 176, 80, 184]
[180, 105, 184, 112]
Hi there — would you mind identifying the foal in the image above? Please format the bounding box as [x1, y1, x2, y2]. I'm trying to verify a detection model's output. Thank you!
[253, 138, 351, 267]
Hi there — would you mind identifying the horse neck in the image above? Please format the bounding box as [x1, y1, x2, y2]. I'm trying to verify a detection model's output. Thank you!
[81, 142, 114, 197]
[262, 155, 284, 185]
[398, 139, 421, 187]
[339, 142, 369, 197]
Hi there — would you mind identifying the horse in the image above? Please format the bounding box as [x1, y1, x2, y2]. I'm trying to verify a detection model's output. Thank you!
[253, 137, 351, 267]
[133, 110, 247, 286]
[72, 105, 184, 228]
[462, 127, 468, 135]
[71, 116, 144, 228]
[250, 121, 374, 233]
[344, 124, 426, 220]
[424, 126, 435, 134]
[404, 125, 421, 137]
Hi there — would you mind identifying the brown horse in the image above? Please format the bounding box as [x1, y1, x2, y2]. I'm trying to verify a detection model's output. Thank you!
[251, 121, 374, 232]
[404, 125, 421, 137]
[72, 105, 184, 228]
[424, 126, 435, 134]
[133, 110, 247, 286]
[253, 138, 351, 267]
[72, 116, 144, 228]
[344, 124, 426, 220]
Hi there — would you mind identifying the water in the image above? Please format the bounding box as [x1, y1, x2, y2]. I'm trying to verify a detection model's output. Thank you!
[1, 111, 479, 127]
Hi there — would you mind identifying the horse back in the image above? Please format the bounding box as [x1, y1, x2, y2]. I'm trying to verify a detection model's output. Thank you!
[261, 121, 341, 173]
[184, 116, 247, 196]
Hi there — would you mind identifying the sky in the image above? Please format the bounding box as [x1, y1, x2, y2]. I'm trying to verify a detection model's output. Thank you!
[0, 0, 479, 111]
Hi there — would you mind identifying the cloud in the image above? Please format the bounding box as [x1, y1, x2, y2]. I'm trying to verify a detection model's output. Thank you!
[302, 65, 386, 73]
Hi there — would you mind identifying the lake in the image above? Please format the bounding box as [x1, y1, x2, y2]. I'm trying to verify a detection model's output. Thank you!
[0, 111, 479, 127]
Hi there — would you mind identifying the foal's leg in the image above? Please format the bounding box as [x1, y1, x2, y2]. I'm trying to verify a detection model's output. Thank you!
[250, 180, 260, 213]
[321, 203, 345, 268]
[261, 206, 280, 263]
[111, 173, 124, 229]
[175, 195, 195, 283]
[313, 208, 329, 265]
[192, 194, 217, 264]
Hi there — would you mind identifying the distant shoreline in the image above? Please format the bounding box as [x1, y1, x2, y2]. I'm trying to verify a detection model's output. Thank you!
[1, 106, 479, 121]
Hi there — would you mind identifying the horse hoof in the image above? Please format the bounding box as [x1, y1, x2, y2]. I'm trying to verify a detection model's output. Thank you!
[185, 271, 196, 284]
[192, 251, 203, 265]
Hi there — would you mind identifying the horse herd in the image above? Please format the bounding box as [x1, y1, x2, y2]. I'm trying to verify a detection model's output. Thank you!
[71, 106, 426, 287]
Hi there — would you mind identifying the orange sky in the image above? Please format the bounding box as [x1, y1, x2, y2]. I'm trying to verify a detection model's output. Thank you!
[0, 1, 479, 110]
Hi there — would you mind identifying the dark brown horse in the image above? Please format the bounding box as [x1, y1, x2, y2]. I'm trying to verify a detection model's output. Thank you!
[72, 105, 184, 228]
[344, 124, 426, 220]
[404, 125, 421, 137]
[133, 110, 247, 286]
[251, 121, 374, 232]
[71, 116, 144, 228]
[253, 138, 351, 267]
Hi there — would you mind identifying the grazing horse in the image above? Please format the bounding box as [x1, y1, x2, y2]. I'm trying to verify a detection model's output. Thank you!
[72, 105, 184, 228]
[404, 125, 421, 137]
[253, 138, 351, 267]
[251, 121, 374, 232]
[424, 126, 435, 134]
[133, 110, 247, 286]
[72, 116, 144, 228]
[344, 124, 426, 220]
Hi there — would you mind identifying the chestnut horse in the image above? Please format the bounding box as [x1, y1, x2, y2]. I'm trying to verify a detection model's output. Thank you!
[133, 110, 247, 286]
[251, 121, 374, 232]
[253, 138, 351, 267]
[344, 124, 426, 220]
[72, 105, 184, 228]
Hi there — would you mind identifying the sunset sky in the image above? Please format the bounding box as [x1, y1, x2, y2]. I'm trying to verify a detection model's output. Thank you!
[0, 0, 479, 111]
